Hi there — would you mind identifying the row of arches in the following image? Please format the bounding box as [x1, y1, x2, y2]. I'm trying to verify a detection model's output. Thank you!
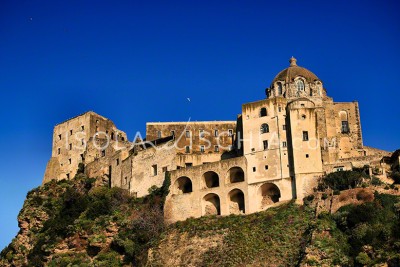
[202, 183, 281, 216]
[174, 167, 245, 194]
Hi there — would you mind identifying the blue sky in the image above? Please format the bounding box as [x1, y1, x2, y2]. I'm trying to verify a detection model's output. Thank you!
[0, 0, 399, 249]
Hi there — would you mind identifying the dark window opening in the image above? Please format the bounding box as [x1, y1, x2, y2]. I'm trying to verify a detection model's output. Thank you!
[253, 167, 256, 172]
[260, 124, 269, 134]
[260, 108, 267, 117]
[265, 165, 269, 170]
[152, 165, 157, 176]
[303, 131, 309, 141]
[263, 140, 268, 150]
[102, 150, 106, 157]
[341, 121, 350, 133]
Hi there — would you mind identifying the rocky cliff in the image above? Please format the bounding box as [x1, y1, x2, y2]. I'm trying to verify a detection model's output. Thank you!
[1, 171, 400, 267]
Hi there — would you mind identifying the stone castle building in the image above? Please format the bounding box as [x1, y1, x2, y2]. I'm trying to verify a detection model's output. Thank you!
[43, 57, 390, 222]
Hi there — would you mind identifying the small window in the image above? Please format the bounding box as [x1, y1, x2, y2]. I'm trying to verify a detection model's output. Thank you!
[228, 129, 233, 136]
[277, 82, 283, 95]
[81, 125, 84, 131]
[185, 130, 190, 138]
[68, 158, 71, 164]
[260, 124, 269, 134]
[162, 166, 168, 173]
[69, 129, 73, 135]
[263, 140, 268, 150]
[57, 148, 60, 154]
[296, 80, 305, 91]
[283, 125, 286, 130]
[116, 159, 119, 165]
[260, 108, 267, 117]
[278, 106, 281, 112]
[185, 162, 192, 167]
[69, 143, 72, 150]
[58, 134, 61, 140]
[111, 132, 114, 140]
[265, 165, 269, 170]
[253, 167, 256, 172]
[301, 103, 305, 107]
[121, 137, 125, 141]
[200, 145, 205, 153]
[157, 131, 162, 139]
[185, 146, 190, 153]
[214, 129, 218, 137]
[341, 121, 350, 133]
[283, 141, 287, 147]
[152, 165, 157, 176]
[306, 154, 309, 158]
[303, 131, 309, 141]
[214, 145, 219, 152]
[102, 150, 106, 157]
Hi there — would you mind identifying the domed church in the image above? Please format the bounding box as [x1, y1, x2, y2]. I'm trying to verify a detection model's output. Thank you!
[44, 58, 389, 223]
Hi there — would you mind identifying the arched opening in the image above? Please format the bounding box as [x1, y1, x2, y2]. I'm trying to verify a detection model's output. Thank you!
[203, 171, 219, 188]
[296, 80, 305, 91]
[259, 183, 281, 208]
[277, 83, 282, 95]
[229, 189, 245, 214]
[260, 123, 269, 134]
[227, 167, 245, 183]
[203, 193, 221, 215]
[260, 107, 267, 117]
[175, 176, 193, 194]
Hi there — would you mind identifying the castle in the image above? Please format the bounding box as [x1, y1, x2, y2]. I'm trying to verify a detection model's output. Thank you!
[43, 57, 391, 222]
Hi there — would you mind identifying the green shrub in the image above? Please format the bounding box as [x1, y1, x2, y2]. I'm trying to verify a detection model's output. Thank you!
[318, 171, 365, 191]
[371, 176, 382, 186]
[321, 193, 328, 200]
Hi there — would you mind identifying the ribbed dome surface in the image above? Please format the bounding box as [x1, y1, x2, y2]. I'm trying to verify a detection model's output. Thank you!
[271, 57, 320, 85]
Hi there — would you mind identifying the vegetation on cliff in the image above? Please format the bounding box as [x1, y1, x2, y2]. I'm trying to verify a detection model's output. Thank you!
[1, 168, 400, 267]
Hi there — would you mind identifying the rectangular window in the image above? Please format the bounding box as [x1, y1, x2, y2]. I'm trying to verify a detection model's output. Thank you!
[253, 167, 256, 172]
[278, 106, 282, 112]
[102, 150, 106, 157]
[70, 129, 72, 135]
[214, 129, 218, 137]
[116, 159, 119, 165]
[162, 166, 168, 173]
[57, 148, 60, 154]
[185, 162, 193, 167]
[157, 131, 161, 139]
[263, 140, 268, 150]
[228, 129, 233, 136]
[152, 165, 157, 176]
[265, 165, 269, 170]
[185, 146, 190, 153]
[200, 145, 205, 153]
[58, 134, 61, 140]
[282, 141, 287, 147]
[283, 125, 286, 130]
[214, 145, 219, 152]
[306, 154, 309, 158]
[303, 131, 309, 141]
[69, 143, 72, 150]
[341, 121, 350, 133]
[68, 158, 71, 164]
[81, 139, 84, 146]
[81, 125, 84, 131]
[185, 130, 190, 138]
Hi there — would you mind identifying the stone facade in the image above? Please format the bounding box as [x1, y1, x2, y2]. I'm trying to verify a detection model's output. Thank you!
[43, 57, 391, 223]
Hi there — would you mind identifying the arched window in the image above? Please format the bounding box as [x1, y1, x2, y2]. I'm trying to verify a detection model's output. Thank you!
[260, 123, 269, 134]
[296, 80, 305, 91]
[175, 177, 193, 194]
[277, 83, 283, 95]
[260, 108, 267, 117]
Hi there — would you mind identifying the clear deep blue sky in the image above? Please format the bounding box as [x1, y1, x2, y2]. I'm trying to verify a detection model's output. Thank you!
[0, 0, 399, 249]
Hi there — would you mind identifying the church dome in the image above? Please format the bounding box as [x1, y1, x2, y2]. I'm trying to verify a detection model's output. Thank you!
[271, 57, 320, 86]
